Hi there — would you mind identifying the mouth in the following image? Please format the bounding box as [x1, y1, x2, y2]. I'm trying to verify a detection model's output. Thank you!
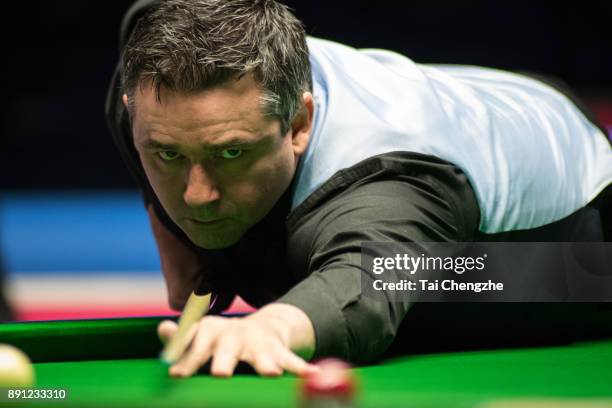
[188, 218, 225, 224]
[187, 218, 227, 227]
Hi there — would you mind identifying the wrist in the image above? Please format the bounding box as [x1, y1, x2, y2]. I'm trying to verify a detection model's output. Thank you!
[254, 303, 316, 360]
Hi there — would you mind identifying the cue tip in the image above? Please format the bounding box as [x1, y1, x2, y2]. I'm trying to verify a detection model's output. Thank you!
[159, 352, 175, 366]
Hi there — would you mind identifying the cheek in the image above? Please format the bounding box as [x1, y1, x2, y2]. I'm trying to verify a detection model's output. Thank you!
[139, 155, 183, 204]
[274, 139, 298, 186]
[139, 155, 163, 187]
[247, 149, 294, 203]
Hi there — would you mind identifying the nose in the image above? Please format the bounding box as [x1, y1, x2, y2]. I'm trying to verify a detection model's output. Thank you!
[183, 163, 221, 207]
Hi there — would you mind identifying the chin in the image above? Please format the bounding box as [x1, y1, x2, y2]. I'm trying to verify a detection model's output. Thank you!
[188, 231, 242, 250]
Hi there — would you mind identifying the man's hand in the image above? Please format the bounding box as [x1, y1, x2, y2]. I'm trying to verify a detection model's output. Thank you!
[158, 303, 318, 377]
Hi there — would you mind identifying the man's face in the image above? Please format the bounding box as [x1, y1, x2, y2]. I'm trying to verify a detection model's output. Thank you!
[127, 75, 312, 249]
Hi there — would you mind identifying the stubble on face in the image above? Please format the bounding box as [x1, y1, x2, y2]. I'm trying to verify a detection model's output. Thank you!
[128, 76, 299, 249]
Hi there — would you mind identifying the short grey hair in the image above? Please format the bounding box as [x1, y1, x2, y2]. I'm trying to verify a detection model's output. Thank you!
[121, 0, 312, 134]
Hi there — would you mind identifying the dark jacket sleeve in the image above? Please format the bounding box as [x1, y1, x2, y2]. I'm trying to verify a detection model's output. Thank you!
[276, 153, 480, 363]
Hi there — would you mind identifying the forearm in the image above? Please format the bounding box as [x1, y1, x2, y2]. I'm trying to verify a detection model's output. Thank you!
[278, 266, 406, 363]
[147, 204, 203, 310]
[280, 156, 480, 362]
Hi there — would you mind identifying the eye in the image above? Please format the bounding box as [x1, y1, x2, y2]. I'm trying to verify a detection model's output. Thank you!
[220, 149, 243, 159]
[157, 151, 182, 161]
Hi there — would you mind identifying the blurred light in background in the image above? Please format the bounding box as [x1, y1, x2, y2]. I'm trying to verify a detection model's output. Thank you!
[0, 191, 253, 321]
[0, 191, 174, 320]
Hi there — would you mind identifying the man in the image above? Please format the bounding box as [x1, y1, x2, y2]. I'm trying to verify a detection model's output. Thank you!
[106, 0, 612, 377]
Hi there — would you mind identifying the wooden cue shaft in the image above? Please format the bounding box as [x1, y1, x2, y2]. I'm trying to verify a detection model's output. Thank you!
[160, 291, 212, 364]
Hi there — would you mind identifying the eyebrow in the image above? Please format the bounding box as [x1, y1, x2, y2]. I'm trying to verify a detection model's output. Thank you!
[141, 139, 179, 150]
[140, 137, 262, 151]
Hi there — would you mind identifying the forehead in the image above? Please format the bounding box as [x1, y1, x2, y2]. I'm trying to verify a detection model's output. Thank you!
[131, 75, 272, 137]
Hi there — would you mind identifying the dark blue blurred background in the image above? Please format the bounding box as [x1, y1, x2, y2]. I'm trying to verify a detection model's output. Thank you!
[2, 0, 611, 189]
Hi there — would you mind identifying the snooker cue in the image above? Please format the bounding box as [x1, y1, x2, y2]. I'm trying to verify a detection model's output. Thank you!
[160, 291, 212, 364]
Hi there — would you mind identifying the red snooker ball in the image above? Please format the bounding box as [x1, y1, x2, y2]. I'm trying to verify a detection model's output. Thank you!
[301, 358, 357, 402]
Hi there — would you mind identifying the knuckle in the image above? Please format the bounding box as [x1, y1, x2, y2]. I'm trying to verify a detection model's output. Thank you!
[201, 315, 223, 325]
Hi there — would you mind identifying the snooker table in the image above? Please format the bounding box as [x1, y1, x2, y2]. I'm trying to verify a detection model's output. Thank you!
[1, 316, 612, 408]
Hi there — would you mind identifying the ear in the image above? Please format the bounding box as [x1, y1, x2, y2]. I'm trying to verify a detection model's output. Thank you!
[122, 94, 129, 108]
[290, 92, 314, 157]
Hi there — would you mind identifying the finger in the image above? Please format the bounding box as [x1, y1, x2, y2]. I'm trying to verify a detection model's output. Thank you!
[252, 351, 283, 377]
[157, 320, 178, 345]
[170, 322, 220, 378]
[274, 347, 320, 377]
[159, 319, 199, 351]
[210, 334, 243, 377]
